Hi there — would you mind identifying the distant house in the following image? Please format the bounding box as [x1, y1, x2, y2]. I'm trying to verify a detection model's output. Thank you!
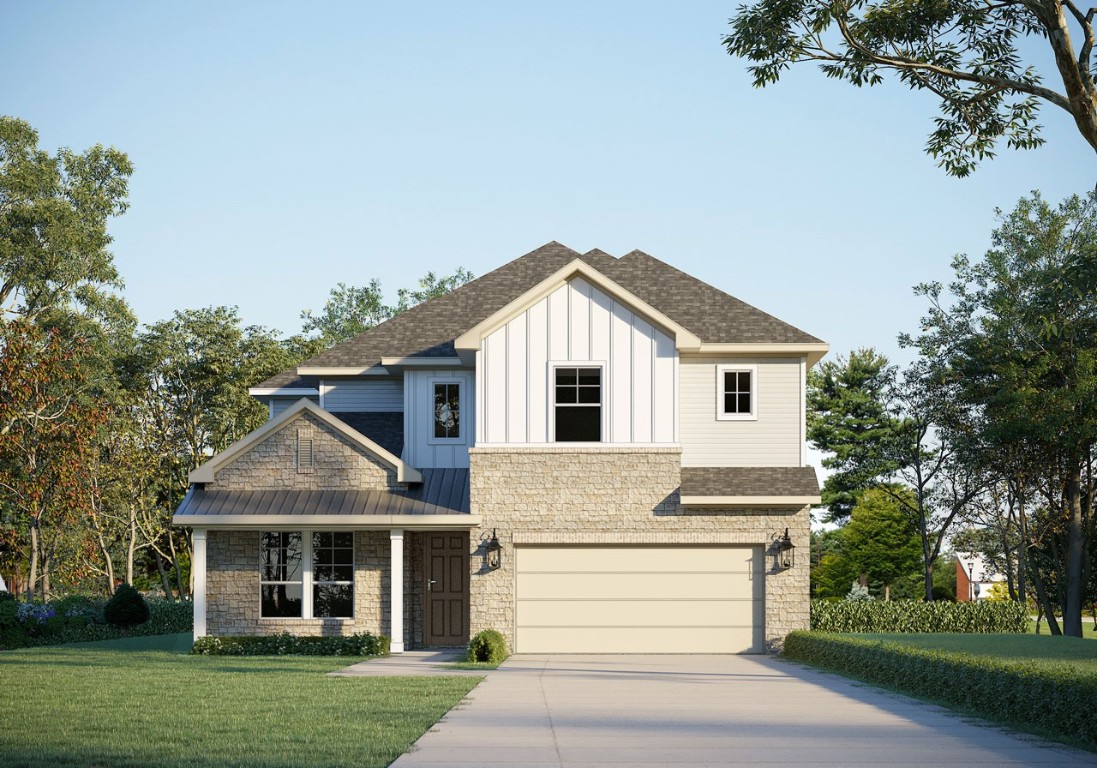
[956, 554, 1007, 601]
[173, 243, 828, 653]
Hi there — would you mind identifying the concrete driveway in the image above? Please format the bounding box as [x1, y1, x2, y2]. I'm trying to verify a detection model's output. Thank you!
[391, 654, 1096, 767]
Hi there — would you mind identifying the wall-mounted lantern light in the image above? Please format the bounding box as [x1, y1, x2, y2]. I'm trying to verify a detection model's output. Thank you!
[483, 529, 503, 571]
[774, 528, 795, 571]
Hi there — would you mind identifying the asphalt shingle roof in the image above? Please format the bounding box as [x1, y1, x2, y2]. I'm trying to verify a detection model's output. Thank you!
[259, 242, 820, 388]
[680, 466, 821, 498]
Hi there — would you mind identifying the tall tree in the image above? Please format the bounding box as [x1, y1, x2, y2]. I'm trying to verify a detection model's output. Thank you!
[808, 348, 984, 599]
[907, 190, 1097, 635]
[0, 116, 132, 322]
[845, 488, 926, 601]
[723, 1, 1097, 176]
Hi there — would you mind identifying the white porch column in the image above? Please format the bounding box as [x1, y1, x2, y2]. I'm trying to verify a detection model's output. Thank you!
[192, 529, 207, 643]
[390, 529, 404, 654]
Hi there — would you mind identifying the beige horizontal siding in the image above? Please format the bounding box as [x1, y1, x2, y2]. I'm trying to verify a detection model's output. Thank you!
[679, 357, 802, 467]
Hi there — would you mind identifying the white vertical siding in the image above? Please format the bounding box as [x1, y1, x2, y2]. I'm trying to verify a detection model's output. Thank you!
[479, 278, 677, 444]
[322, 378, 403, 412]
[404, 369, 475, 468]
[679, 357, 803, 467]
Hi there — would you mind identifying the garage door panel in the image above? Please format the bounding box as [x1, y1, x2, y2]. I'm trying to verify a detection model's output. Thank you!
[518, 626, 760, 654]
[514, 545, 765, 654]
[517, 598, 761, 627]
[517, 546, 762, 573]
[517, 571, 761, 601]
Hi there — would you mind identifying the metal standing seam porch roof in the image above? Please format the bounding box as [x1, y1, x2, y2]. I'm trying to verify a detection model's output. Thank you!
[172, 468, 476, 529]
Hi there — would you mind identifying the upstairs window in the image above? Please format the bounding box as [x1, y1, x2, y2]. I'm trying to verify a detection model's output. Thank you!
[432, 381, 461, 440]
[716, 364, 757, 421]
[554, 366, 602, 441]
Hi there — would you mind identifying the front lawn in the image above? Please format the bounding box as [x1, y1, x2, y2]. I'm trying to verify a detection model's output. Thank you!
[784, 631, 1097, 751]
[0, 635, 481, 768]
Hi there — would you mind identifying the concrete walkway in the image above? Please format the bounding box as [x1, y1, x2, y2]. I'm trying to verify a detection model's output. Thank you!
[391, 654, 1097, 767]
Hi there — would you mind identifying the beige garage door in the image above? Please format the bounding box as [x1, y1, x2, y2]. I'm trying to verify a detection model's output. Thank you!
[515, 545, 764, 653]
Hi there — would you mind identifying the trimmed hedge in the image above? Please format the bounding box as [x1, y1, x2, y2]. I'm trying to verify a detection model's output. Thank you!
[0, 592, 192, 649]
[810, 598, 1027, 633]
[467, 629, 507, 664]
[783, 632, 1097, 750]
[191, 632, 390, 657]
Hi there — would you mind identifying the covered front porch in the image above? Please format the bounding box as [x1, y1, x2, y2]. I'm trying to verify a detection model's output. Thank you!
[175, 481, 478, 653]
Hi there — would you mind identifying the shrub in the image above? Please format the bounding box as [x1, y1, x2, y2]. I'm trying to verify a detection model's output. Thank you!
[467, 629, 507, 664]
[104, 584, 150, 631]
[783, 632, 1097, 750]
[810, 598, 1027, 633]
[931, 585, 955, 602]
[0, 593, 192, 650]
[191, 632, 389, 657]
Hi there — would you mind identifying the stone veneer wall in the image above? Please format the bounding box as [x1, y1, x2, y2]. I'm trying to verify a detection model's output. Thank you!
[206, 529, 423, 645]
[468, 446, 809, 652]
[212, 412, 397, 491]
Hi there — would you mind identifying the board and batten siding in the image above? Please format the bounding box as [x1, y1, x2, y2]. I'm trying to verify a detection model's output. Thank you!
[679, 356, 803, 467]
[477, 277, 677, 444]
[321, 378, 403, 412]
[404, 368, 475, 468]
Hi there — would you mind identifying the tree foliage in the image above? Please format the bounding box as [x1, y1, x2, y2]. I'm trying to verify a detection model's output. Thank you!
[0, 116, 132, 322]
[723, 1, 1097, 176]
[845, 488, 924, 600]
[300, 267, 474, 346]
[906, 189, 1097, 635]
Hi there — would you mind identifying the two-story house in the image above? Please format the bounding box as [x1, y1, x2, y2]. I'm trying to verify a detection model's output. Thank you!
[173, 242, 826, 653]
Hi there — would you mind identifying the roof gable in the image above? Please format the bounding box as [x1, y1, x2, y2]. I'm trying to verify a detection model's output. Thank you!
[189, 398, 422, 485]
[454, 258, 702, 353]
[256, 242, 826, 388]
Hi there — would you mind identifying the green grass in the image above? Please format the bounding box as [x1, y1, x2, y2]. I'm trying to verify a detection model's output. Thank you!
[0, 638, 482, 768]
[856, 631, 1097, 674]
[1028, 619, 1097, 637]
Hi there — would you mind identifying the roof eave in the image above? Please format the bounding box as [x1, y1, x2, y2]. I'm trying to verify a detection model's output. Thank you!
[679, 495, 821, 508]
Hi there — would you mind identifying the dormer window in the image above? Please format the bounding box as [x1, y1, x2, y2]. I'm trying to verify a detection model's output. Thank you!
[716, 364, 757, 421]
[554, 365, 602, 441]
[432, 380, 462, 440]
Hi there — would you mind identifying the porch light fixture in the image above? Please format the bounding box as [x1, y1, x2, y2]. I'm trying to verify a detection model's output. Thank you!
[775, 528, 795, 571]
[484, 529, 503, 571]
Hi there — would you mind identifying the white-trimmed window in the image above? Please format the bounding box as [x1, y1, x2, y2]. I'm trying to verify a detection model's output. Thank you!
[430, 379, 462, 441]
[260, 531, 354, 619]
[553, 364, 603, 441]
[716, 364, 757, 421]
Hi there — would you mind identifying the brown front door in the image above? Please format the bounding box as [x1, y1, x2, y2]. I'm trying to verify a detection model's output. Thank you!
[423, 532, 469, 646]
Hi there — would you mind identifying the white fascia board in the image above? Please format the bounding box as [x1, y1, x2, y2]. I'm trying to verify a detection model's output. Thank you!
[172, 514, 480, 529]
[248, 388, 321, 397]
[380, 357, 463, 367]
[693, 343, 830, 368]
[188, 398, 422, 484]
[680, 495, 821, 507]
[296, 366, 391, 376]
[454, 259, 702, 352]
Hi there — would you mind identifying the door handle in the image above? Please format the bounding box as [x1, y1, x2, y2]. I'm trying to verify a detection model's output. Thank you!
[427, 579, 437, 592]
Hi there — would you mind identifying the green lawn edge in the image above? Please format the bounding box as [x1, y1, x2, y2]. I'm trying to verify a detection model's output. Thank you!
[783, 631, 1097, 752]
[0, 641, 481, 768]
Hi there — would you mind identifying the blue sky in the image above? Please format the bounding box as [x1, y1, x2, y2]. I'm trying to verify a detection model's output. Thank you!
[3, 1, 1091, 365]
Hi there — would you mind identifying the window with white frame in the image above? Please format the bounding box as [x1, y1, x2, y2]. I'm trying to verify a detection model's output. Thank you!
[431, 380, 461, 440]
[260, 531, 354, 619]
[716, 364, 757, 421]
[554, 365, 602, 441]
